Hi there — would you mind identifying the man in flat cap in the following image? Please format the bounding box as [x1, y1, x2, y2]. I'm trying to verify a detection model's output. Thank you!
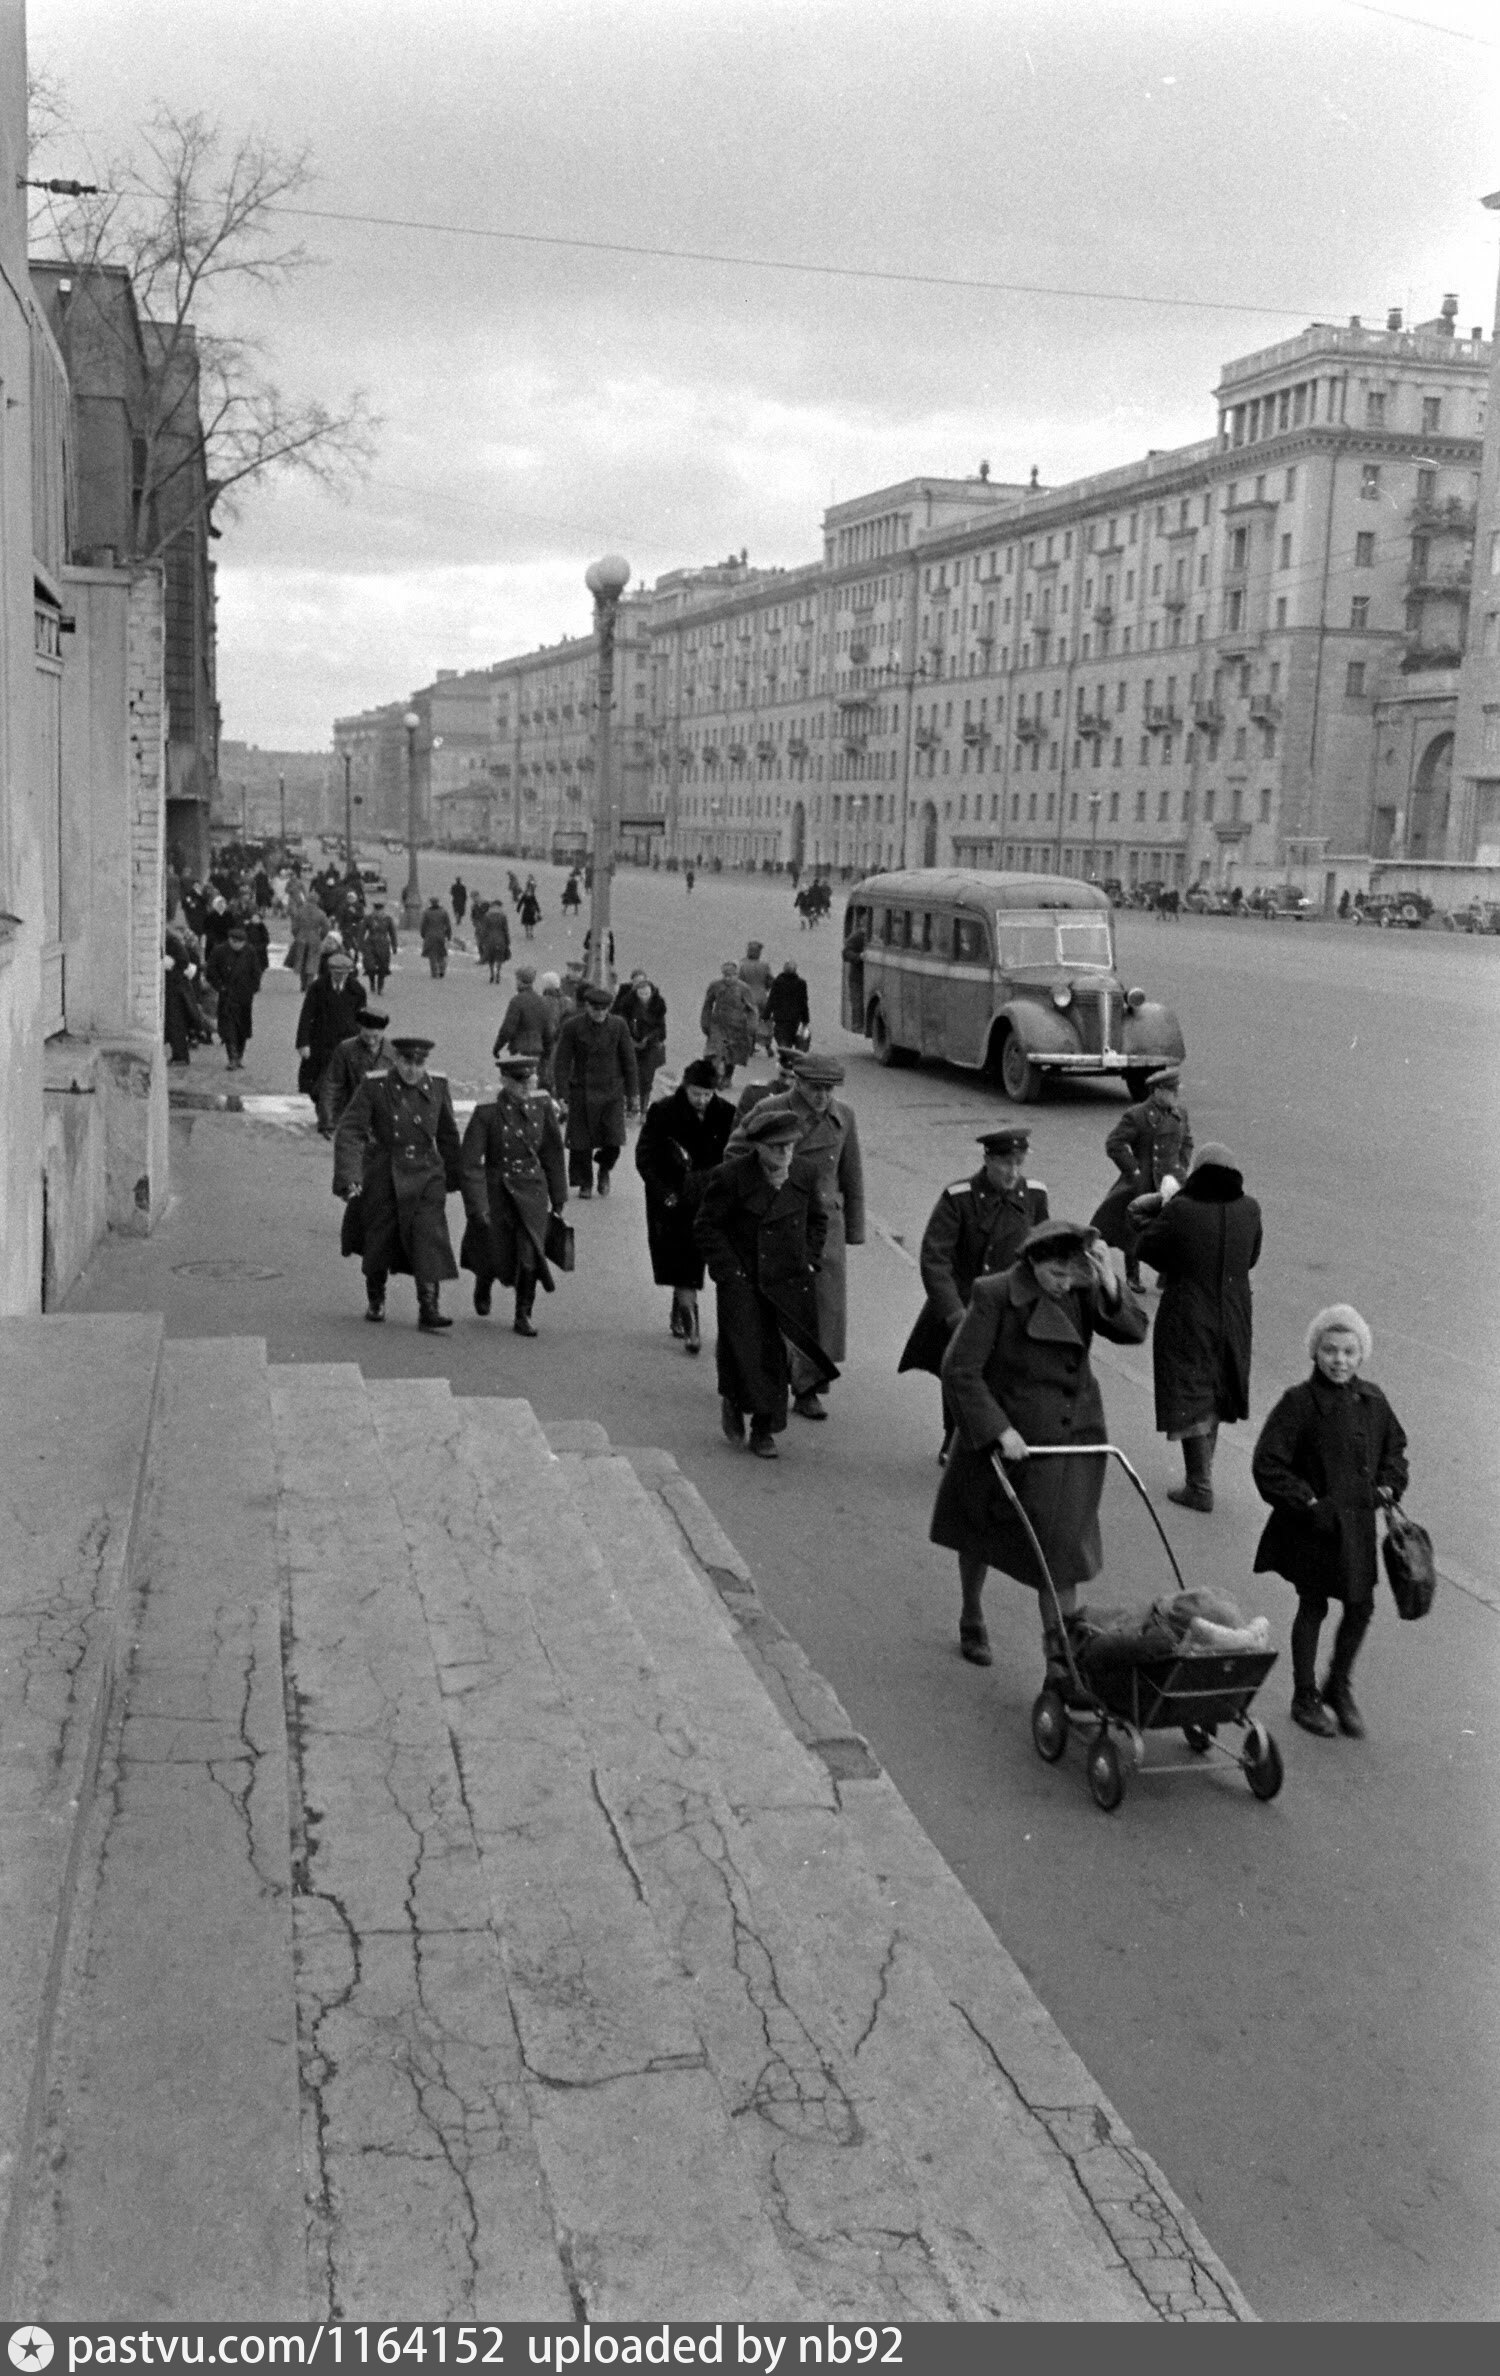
[317, 1003, 390, 1137]
[899, 1126, 1050, 1456]
[333, 1033, 463, 1328]
[492, 962, 556, 1080]
[726, 1049, 865, 1421]
[460, 1053, 569, 1337]
[1091, 1066, 1193, 1289]
[551, 980, 639, 1197]
[694, 1104, 836, 1460]
[700, 958, 762, 1085]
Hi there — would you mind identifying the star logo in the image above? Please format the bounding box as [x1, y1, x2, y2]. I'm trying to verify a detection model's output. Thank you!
[8, 2333, 54, 2373]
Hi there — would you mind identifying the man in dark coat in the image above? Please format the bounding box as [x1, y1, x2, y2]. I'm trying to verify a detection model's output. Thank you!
[1252, 1305, 1408, 1738]
[552, 982, 639, 1197]
[611, 971, 669, 1106]
[765, 959, 810, 1056]
[420, 897, 452, 977]
[1134, 1142, 1262, 1512]
[738, 939, 775, 1021]
[297, 950, 365, 1117]
[899, 1127, 1049, 1453]
[700, 961, 762, 1083]
[931, 1220, 1148, 1671]
[492, 963, 554, 1068]
[693, 1106, 835, 1459]
[635, 1056, 735, 1350]
[360, 901, 398, 994]
[206, 918, 262, 1070]
[1090, 1067, 1193, 1288]
[460, 1054, 568, 1336]
[163, 927, 198, 1067]
[735, 1048, 800, 1124]
[726, 1051, 864, 1423]
[477, 900, 512, 983]
[333, 1034, 462, 1329]
[450, 876, 468, 926]
[317, 1005, 389, 1137]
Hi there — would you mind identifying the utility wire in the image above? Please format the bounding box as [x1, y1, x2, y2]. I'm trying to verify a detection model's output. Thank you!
[1335, 1, 1499, 44]
[269, 204, 1341, 323]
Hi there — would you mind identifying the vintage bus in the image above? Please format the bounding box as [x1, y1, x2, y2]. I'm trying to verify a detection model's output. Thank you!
[841, 869, 1185, 1102]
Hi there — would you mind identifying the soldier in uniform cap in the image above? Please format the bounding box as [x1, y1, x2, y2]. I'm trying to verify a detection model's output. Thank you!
[725, 1049, 864, 1422]
[1090, 1066, 1193, 1288]
[460, 1054, 569, 1337]
[899, 1127, 1050, 1456]
[333, 1034, 462, 1328]
[317, 1004, 389, 1136]
[693, 1104, 836, 1460]
[551, 980, 639, 1196]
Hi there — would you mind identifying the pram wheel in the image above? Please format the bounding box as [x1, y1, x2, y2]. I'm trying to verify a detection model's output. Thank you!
[1242, 1722, 1284, 1802]
[1183, 1724, 1214, 1754]
[1031, 1688, 1068, 1763]
[1086, 1731, 1125, 1811]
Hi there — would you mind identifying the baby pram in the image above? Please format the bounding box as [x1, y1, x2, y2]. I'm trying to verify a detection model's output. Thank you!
[991, 1444, 1284, 1812]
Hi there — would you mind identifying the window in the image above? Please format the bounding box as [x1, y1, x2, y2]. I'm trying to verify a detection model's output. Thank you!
[1417, 467, 1437, 505]
[1135, 789, 1147, 822]
[1422, 396, 1442, 435]
[1365, 391, 1386, 427]
[1113, 737, 1123, 766]
[1259, 789, 1272, 823]
[1203, 788, 1216, 820]
[1361, 464, 1381, 499]
[1280, 535, 1292, 568]
[1231, 527, 1248, 569]
[1109, 791, 1120, 822]
[1276, 597, 1287, 627]
[1350, 597, 1369, 630]
[1345, 661, 1366, 697]
[1285, 467, 1297, 499]
[953, 917, 988, 963]
[1355, 532, 1375, 567]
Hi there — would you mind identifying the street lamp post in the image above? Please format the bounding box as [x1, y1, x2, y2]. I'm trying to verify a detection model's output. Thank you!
[402, 710, 422, 927]
[278, 771, 286, 851]
[1088, 791, 1102, 882]
[584, 553, 632, 987]
[341, 748, 354, 871]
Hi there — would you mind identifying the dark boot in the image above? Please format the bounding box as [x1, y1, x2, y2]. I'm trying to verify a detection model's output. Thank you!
[365, 1277, 386, 1323]
[417, 1286, 452, 1331]
[513, 1277, 538, 1337]
[1291, 1600, 1337, 1735]
[1167, 1431, 1215, 1512]
[1322, 1604, 1372, 1737]
[473, 1277, 492, 1317]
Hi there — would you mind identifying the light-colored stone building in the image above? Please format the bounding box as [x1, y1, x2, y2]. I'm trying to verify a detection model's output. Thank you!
[1452, 194, 1500, 870]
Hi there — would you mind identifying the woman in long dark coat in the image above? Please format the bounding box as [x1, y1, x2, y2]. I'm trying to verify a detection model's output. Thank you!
[295, 950, 364, 1110]
[1133, 1142, 1262, 1514]
[1252, 1304, 1408, 1740]
[693, 1108, 834, 1458]
[931, 1220, 1148, 1671]
[634, 1057, 734, 1352]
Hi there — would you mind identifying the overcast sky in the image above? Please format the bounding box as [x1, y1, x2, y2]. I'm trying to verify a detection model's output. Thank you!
[27, 0, 1500, 751]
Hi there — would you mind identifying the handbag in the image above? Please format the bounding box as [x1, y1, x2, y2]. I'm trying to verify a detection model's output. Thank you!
[1382, 1503, 1436, 1621]
[339, 1194, 366, 1258]
[544, 1212, 575, 1273]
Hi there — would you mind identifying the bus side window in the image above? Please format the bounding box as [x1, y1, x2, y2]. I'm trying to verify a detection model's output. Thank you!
[920, 912, 934, 953]
[954, 917, 988, 963]
[880, 907, 893, 943]
[900, 911, 915, 948]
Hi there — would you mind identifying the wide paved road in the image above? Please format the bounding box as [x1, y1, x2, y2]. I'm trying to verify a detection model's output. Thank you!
[79, 851, 1499, 2318]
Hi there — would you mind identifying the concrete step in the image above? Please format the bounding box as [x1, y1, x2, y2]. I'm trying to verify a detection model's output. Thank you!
[0, 1313, 164, 2315]
[16, 1337, 306, 2317]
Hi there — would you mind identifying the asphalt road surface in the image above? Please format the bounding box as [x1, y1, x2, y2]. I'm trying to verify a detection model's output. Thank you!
[72, 851, 1500, 2320]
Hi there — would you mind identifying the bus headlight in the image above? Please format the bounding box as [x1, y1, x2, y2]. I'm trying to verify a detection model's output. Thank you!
[1126, 986, 1146, 1011]
[1052, 986, 1072, 1010]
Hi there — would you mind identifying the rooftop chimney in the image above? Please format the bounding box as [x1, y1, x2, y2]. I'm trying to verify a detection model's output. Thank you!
[1029, 465, 1040, 489]
[1439, 293, 1458, 335]
[1349, 315, 1361, 330]
[1387, 307, 1403, 331]
[978, 459, 990, 481]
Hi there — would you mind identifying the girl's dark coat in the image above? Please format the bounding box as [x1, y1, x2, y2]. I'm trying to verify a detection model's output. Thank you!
[1252, 1372, 1409, 1606]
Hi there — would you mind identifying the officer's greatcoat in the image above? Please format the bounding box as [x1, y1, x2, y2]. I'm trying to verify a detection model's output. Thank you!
[898, 1169, 1050, 1378]
[1090, 1098, 1194, 1248]
[333, 1068, 462, 1283]
[459, 1086, 568, 1290]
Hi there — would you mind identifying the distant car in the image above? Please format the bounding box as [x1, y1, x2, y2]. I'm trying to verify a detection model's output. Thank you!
[1453, 898, 1500, 935]
[1355, 892, 1433, 929]
[358, 864, 388, 894]
[1259, 884, 1315, 920]
[1184, 884, 1235, 915]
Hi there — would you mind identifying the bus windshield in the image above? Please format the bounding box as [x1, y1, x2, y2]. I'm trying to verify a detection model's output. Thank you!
[995, 914, 1113, 969]
[1056, 918, 1113, 969]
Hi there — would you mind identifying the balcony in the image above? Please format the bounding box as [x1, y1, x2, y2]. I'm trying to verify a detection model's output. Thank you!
[756, 740, 777, 762]
[1248, 694, 1279, 721]
[787, 738, 809, 760]
[961, 722, 990, 747]
[1075, 710, 1108, 739]
[1407, 561, 1472, 596]
[727, 741, 747, 762]
[1163, 589, 1187, 613]
[1410, 496, 1477, 537]
[842, 734, 868, 757]
[702, 746, 721, 767]
[1193, 701, 1224, 731]
[1015, 714, 1045, 742]
[1145, 704, 1179, 732]
[849, 641, 870, 665]
[914, 725, 939, 751]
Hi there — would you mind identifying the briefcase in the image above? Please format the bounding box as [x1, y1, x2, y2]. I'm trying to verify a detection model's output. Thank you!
[340, 1195, 366, 1258]
[544, 1213, 575, 1273]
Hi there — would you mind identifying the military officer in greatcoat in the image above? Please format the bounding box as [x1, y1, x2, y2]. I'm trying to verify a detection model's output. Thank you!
[460, 1053, 569, 1337]
[333, 1033, 463, 1329]
[1090, 1066, 1193, 1288]
[898, 1127, 1050, 1457]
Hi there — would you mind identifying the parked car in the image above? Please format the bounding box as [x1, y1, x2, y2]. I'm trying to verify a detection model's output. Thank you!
[1259, 884, 1315, 920]
[1452, 898, 1500, 935]
[1184, 884, 1236, 915]
[842, 868, 1185, 1103]
[1355, 891, 1433, 929]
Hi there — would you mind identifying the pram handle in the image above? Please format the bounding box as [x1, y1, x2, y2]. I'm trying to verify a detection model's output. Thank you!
[988, 1441, 1188, 1605]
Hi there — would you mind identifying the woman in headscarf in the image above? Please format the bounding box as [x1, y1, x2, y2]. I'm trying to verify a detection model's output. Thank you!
[930, 1220, 1148, 1673]
[1252, 1305, 1408, 1739]
[635, 1057, 735, 1353]
[1133, 1142, 1262, 1513]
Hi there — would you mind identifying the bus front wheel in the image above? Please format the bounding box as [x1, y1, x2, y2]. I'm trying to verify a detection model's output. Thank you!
[999, 1032, 1041, 1103]
[870, 1004, 912, 1068]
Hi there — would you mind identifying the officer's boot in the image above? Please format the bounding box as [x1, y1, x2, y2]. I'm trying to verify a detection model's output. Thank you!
[1167, 1429, 1215, 1513]
[365, 1270, 387, 1324]
[1291, 1600, 1337, 1734]
[417, 1285, 452, 1331]
[513, 1274, 538, 1338]
[1322, 1603, 1372, 1738]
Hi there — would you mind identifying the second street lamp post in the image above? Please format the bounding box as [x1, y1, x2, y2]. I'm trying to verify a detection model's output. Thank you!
[584, 553, 632, 988]
[402, 710, 422, 927]
[1088, 790, 1102, 882]
[341, 748, 354, 871]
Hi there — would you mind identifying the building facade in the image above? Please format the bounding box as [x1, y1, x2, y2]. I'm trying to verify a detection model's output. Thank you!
[1452, 198, 1500, 868]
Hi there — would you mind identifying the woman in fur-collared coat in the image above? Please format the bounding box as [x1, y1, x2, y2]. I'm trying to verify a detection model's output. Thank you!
[1134, 1142, 1262, 1514]
[930, 1220, 1147, 1672]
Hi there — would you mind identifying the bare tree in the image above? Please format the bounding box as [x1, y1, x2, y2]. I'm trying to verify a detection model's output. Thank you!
[31, 105, 379, 556]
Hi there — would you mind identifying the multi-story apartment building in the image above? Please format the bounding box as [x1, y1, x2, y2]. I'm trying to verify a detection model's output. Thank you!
[341, 295, 1492, 894]
[1453, 196, 1500, 867]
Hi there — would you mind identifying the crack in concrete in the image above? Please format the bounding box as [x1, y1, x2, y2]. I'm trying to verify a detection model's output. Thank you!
[850, 1935, 899, 2059]
[589, 1769, 647, 1905]
[950, 2001, 1244, 2320]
